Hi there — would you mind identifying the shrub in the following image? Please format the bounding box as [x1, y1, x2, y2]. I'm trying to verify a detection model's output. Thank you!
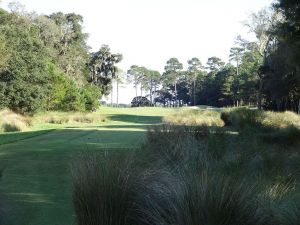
[131, 96, 151, 107]
[59, 81, 85, 112]
[82, 85, 101, 111]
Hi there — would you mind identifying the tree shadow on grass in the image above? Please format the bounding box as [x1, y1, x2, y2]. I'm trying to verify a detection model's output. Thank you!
[0, 130, 55, 146]
[66, 124, 161, 130]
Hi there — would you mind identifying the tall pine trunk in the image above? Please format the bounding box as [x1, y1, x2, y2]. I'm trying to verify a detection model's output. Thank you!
[149, 79, 153, 106]
[116, 79, 119, 108]
[135, 85, 138, 100]
[154, 85, 157, 107]
[258, 51, 267, 110]
[193, 79, 196, 106]
[174, 81, 177, 107]
[111, 84, 113, 106]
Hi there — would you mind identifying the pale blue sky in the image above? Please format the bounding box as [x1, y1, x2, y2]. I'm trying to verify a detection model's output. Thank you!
[1, 0, 273, 71]
[1, 0, 274, 103]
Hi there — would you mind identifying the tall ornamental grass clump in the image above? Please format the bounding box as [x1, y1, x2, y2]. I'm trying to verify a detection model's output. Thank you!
[0, 109, 31, 132]
[71, 152, 137, 225]
[163, 109, 224, 127]
[220, 108, 300, 145]
[262, 111, 300, 129]
[35, 111, 106, 124]
[221, 107, 264, 129]
[221, 107, 300, 130]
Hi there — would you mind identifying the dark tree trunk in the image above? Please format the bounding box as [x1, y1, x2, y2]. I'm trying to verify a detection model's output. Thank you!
[150, 79, 153, 105]
[154, 85, 157, 107]
[174, 81, 177, 106]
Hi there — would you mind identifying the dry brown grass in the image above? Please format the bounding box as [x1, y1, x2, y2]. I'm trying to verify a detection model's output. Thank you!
[162, 109, 224, 127]
[0, 109, 31, 132]
[262, 111, 300, 129]
[221, 108, 300, 130]
[35, 111, 106, 125]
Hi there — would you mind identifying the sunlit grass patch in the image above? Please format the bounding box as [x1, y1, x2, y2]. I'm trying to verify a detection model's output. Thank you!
[262, 111, 300, 129]
[221, 107, 300, 130]
[34, 111, 107, 125]
[0, 109, 31, 132]
[163, 109, 224, 127]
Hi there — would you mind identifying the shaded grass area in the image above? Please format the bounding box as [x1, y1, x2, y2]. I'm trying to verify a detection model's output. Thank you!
[0, 130, 54, 146]
[109, 114, 162, 124]
[0, 107, 171, 225]
[0, 129, 145, 225]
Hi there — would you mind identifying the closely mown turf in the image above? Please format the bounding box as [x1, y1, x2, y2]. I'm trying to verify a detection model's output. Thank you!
[0, 107, 174, 225]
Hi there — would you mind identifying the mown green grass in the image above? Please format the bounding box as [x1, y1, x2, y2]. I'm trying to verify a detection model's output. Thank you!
[0, 107, 175, 225]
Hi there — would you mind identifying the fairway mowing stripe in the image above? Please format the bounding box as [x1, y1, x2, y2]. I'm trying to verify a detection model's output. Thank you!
[65, 129, 99, 141]
[0, 129, 55, 146]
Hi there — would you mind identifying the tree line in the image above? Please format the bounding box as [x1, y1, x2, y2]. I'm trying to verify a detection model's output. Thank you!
[126, 0, 300, 112]
[0, 2, 122, 113]
[0, 0, 299, 113]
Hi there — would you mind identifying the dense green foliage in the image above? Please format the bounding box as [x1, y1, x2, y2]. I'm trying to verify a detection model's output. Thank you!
[266, 0, 300, 111]
[0, 7, 121, 113]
